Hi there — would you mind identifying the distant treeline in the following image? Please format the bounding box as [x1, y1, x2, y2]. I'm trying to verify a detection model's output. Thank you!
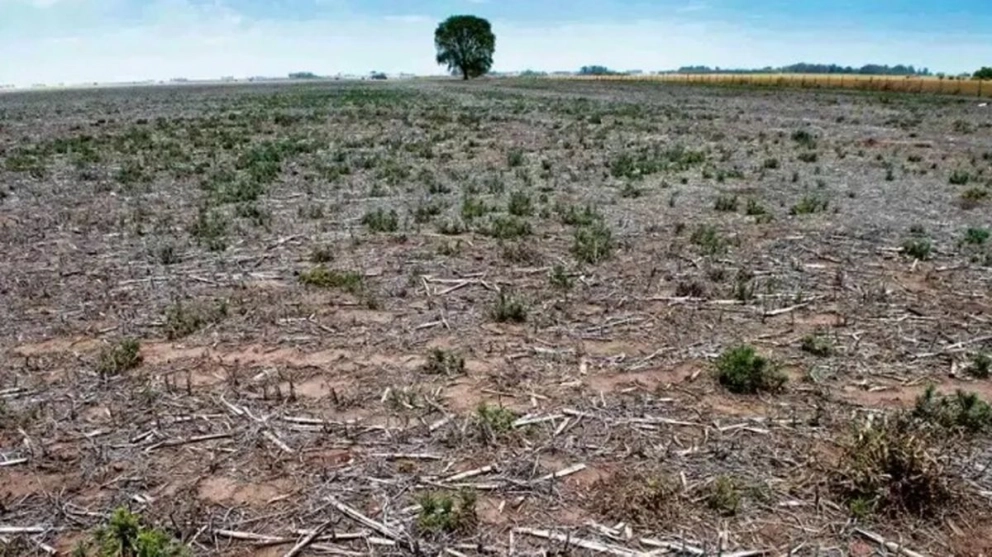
[674, 63, 932, 76]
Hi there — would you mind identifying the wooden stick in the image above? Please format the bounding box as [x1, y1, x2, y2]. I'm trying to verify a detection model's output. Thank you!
[0, 458, 28, 467]
[513, 528, 640, 557]
[282, 519, 332, 557]
[533, 463, 587, 483]
[0, 526, 47, 535]
[327, 497, 402, 541]
[854, 528, 928, 557]
[445, 465, 495, 482]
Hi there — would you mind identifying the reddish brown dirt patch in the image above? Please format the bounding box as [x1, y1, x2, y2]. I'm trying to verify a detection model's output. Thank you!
[198, 476, 295, 507]
[13, 336, 101, 356]
[588, 360, 701, 393]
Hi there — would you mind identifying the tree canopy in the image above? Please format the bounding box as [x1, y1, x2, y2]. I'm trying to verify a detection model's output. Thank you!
[974, 67, 992, 80]
[434, 15, 496, 80]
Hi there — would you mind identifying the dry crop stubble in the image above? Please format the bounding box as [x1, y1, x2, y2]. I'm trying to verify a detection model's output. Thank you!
[1, 78, 992, 556]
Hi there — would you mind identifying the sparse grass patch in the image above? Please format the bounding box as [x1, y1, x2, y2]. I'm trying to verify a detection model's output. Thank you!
[361, 208, 399, 233]
[591, 470, 680, 527]
[481, 215, 532, 240]
[690, 224, 726, 255]
[789, 195, 829, 215]
[830, 418, 951, 518]
[94, 507, 188, 557]
[96, 339, 142, 377]
[461, 196, 492, 221]
[762, 157, 780, 169]
[792, 129, 817, 149]
[309, 245, 334, 263]
[714, 194, 738, 212]
[501, 241, 542, 265]
[901, 237, 932, 260]
[968, 354, 991, 379]
[491, 290, 527, 323]
[913, 386, 992, 434]
[715, 345, 786, 394]
[189, 206, 228, 252]
[164, 299, 227, 340]
[507, 149, 525, 168]
[424, 348, 466, 376]
[960, 186, 989, 208]
[572, 221, 615, 264]
[558, 203, 603, 227]
[474, 402, 517, 438]
[707, 476, 741, 516]
[800, 334, 832, 357]
[962, 227, 990, 246]
[549, 264, 574, 291]
[416, 490, 478, 535]
[507, 190, 533, 216]
[298, 266, 365, 295]
[949, 170, 971, 185]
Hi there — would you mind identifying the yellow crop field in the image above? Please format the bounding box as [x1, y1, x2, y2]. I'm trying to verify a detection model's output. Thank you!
[568, 73, 992, 98]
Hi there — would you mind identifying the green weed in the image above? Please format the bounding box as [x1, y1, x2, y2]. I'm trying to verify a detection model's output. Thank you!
[715, 345, 786, 394]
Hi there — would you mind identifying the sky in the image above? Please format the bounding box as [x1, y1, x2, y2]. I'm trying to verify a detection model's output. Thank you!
[1, 0, 991, 86]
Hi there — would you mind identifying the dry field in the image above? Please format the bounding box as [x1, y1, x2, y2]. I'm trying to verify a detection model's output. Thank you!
[2, 79, 992, 556]
[577, 74, 992, 99]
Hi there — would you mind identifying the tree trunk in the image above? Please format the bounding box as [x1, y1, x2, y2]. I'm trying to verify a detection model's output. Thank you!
[461, 67, 469, 80]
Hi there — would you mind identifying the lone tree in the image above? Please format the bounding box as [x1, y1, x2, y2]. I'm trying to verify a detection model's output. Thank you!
[434, 15, 495, 80]
[973, 67, 992, 80]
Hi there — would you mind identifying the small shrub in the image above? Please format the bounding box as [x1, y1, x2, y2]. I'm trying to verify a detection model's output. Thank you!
[901, 238, 932, 260]
[507, 190, 533, 216]
[558, 203, 602, 227]
[962, 227, 990, 246]
[189, 206, 228, 252]
[797, 152, 818, 163]
[474, 403, 517, 435]
[424, 348, 465, 376]
[707, 476, 741, 516]
[789, 195, 828, 215]
[714, 195, 738, 212]
[412, 200, 445, 224]
[762, 158, 780, 169]
[960, 186, 989, 208]
[715, 345, 786, 394]
[501, 241, 542, 265]
[507, 149, 525, 168]
[949, 170, 971, 185]
[969, 353, 991, 379]
[298, 266, 365, 295]
[690, 225, 726, 255]
[619, 182, 643, 199]
[436, 218, 467, 236]
[95, 507, 188, 557]
[481, 215, 532, 240]
[97, 339, 142, 377]
[361, 208, 399, 233]
[417, 490, 478, 535]
[491, 290, 527, 323]
[549, 264, 574, 291]
[830, 418, 950, 518]
[800, 334, 832, 357]
[791, 129, 817, 149]
[913, 386, 992, 433]
[591, 470, 679, 527]
[309, 245, 334, 263]
[572, 221, 615, 264]
[745, 198, 767, 216]
[461, 196, 491, 221]
[164, 300, 227, 340]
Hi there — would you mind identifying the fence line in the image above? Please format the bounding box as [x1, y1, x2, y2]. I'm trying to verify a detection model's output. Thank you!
[565, 74, 992, 98]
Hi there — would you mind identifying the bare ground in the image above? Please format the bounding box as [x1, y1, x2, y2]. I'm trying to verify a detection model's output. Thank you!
[1, 79, 992, 556]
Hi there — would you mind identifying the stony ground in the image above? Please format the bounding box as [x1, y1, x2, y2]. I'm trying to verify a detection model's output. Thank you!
[1, 79, 992, 556]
